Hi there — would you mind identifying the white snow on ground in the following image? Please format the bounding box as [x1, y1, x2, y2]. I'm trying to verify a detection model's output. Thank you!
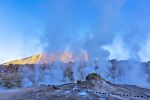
[99, 98, 105, 100]
[0, 88, 20, 93]
[0, 88, 30, 100]
[53, 89, 71, 96]
[77, 91, 88, 96]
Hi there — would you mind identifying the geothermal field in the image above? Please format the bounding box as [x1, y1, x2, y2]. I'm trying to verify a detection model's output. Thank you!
[1, 0, 150, 100]
[0, 54, 150, 100]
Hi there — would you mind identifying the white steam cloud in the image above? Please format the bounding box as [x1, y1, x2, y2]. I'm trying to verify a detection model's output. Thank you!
[23, 0, 150, 88]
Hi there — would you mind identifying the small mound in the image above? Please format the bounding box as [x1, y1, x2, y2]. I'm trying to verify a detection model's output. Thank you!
[86, 73, 101, 82]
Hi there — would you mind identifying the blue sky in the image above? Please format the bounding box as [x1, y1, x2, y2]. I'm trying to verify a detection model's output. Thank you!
[0, 0, 150, 63]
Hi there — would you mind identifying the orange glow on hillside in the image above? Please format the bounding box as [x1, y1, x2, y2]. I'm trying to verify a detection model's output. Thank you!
[60, 51, 73, 63]
[3, 50, 89, 65]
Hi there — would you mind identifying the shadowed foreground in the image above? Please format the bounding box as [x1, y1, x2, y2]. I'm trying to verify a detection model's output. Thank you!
[0, 73, 150, 100]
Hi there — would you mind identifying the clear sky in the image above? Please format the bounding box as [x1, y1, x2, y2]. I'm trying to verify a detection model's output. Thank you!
[0, 0, 150, 63]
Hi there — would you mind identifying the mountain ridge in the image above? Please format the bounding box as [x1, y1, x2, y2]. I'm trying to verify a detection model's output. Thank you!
[3, 54, 45, 65]
[2, 52, 88, 65]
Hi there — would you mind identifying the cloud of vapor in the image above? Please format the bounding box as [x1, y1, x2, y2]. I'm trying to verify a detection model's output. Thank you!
[102, 36, 130, 60]
[139, 36, 150, 61]
[36, 0, 127, 81]
[31, 0, 150, 87]
[40, 0, 126, 58]
[38, 0, 76, 53]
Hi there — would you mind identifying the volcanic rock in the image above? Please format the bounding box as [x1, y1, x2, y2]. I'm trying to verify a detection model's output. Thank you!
[0, 73, 150, 100]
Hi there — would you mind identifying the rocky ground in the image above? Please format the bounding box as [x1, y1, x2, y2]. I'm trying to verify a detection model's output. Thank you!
[1, 60, 150, 100]
[0, 73, 150, 100]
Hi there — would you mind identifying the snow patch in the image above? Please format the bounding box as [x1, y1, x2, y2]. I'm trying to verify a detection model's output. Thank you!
[77, 91, 88, 96]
